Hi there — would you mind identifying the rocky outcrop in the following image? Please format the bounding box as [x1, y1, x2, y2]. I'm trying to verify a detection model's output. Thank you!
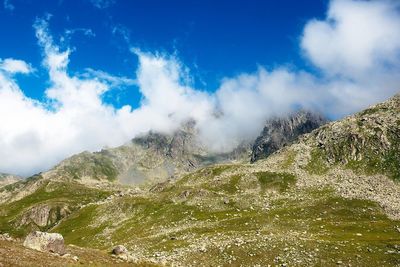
[18, 204, 71, 228]
[251, 110, 327, 162]
[304, 94, 400, 180]
[0, 173, 21, 188]
[23, 231, 65, 255]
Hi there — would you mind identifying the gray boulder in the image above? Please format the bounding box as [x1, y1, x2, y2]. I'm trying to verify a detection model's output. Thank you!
[112, 245, 128, 255]
[23, 231, 65, 255]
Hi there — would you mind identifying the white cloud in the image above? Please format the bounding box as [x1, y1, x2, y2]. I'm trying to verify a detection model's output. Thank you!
[0, 59, 33, 74]
[301, 0, 400, 78]
[89, 0, 115, 9]
[3, 0, 14, 11]
[64, 28, 96, 40]
[0, 0, 400, 176]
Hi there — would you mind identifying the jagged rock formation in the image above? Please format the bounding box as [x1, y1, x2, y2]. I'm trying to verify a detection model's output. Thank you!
[18, 204, 71, 228]
[251, 110, 327, 162]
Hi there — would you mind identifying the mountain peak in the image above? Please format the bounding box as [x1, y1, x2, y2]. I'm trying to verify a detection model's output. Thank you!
[250, 110, 328, 162]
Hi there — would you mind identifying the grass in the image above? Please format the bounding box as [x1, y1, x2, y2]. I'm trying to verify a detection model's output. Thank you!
[280, 150, 297, 169]
[61, 153, 119, 181]
[0, 180, 111, 237]
[345, 136, 400, 181]
[304, 148, 330, 175]
[51, 185, 400, 266]
[255, 171, 296, 192]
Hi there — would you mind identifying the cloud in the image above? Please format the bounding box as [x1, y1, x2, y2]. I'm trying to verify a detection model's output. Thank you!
[89, 0, 115, 9]
[0, 0, 400, 176]
[3, 0, 14, 11]
[64, 28, 96, 39]
[0, 59, 33, 74]
[302, 0, 400, 78]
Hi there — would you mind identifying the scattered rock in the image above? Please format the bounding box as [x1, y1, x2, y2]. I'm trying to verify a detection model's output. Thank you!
[112, 245, 128, 255]
[23, 231, 65, 255]
[0, 233, 14, 241]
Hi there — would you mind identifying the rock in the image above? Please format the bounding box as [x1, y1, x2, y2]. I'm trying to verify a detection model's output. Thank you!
[112, 245, 128, 255]
[199, 245, 207, 253]
[23, 231, 65, 255]
[0, 173, 21, 187]
[0, 233, 14, 241]
[72, 256, 79, 261]
[251, 110, 327, 162]
[18, 204, 71, 228]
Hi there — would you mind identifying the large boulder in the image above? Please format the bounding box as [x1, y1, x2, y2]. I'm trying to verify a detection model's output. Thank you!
[112, 245, 128, 255]
[23, 231, 65, 255]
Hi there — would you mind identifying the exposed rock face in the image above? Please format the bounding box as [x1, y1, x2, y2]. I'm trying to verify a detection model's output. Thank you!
[251, 110, 327, 162]
[0, 173, 21, 188]
[18, 204, 71, 228]
[23, 231, 65, 255]
[304, 93, 400, 180]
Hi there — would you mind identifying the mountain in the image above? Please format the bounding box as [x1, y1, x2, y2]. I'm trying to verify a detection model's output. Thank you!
[41, 110, 324, 187]
[303, 95, 400, 181]
[251, 110, 327, 162]
[0, 173, 21, 188]
[0, 95, 399, 266]
[43, 120, 250, 186]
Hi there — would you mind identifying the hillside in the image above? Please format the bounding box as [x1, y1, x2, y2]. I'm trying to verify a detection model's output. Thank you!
[0, 95, 399, 266]
[38, 110, 323, 187]
[0, 173, 21, 188]
[43, 120, 251, 186]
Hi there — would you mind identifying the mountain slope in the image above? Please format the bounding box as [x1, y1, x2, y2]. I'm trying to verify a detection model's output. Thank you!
[44, 121, 250, 186]
[303, 94, 400, 180]
[0, 173, 21, 188]
[0, 95, 399, 266]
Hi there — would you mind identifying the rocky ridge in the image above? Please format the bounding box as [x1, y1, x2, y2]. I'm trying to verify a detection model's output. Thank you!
[0, 94, 399, 266]
[0, 173, 21, 188]
[43, 120, 251, 186]
[251, 110, 327, 162]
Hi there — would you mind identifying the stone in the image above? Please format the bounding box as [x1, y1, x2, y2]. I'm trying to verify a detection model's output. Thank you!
[23, 231, 65, 255]
[112, 245, 128, 255]
[251, 110, 327, 162]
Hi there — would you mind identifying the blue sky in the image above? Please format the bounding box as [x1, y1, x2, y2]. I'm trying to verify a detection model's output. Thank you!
[1, 0, 400, 176]
[1, 0, 327, 107]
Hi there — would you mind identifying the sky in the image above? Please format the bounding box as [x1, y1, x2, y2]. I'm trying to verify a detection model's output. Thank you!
[0, 0, 400, 176]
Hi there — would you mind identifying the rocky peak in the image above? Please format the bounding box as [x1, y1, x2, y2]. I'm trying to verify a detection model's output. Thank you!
[251, 110, 328, 162]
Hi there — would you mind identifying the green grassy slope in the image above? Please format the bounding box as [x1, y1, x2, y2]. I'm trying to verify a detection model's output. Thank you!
[51, 164, 400, 266]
